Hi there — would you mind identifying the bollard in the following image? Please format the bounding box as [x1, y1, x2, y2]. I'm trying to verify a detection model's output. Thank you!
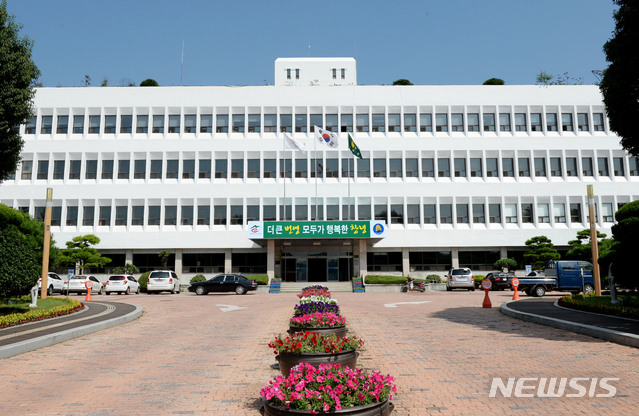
[84, 280, 93, 302]
[511, 277, 520, 301]
[481, 279, 492, 308]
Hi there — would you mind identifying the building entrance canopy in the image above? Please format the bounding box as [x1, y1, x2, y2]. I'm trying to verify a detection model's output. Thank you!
[248, 220, 387, 239]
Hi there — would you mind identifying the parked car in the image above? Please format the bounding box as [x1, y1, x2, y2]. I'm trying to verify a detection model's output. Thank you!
[62, 275, 103, 295]
[38, 272, 66, 295]
[188, 274, 258, 295]
[485, 272, 515, 291]
[147, 270, 180, 294]
[446, 268, 475, 291]
[105, 275, 140, 295]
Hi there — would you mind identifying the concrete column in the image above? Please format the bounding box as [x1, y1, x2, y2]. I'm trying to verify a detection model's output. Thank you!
[224, 248, 232, 273]
[267, 240, 275, 283]
[451, 247, 459, 268]
[500, 246, 508, 259]
[402, 247, 410, 276]
[174, 249, 183, 282]
[358, 239, 367, 279]
[125, 249, 133, 265]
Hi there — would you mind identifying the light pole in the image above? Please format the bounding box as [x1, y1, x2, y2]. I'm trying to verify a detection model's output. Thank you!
[587, 185, 602, 295]
[40, 188, 53, 299]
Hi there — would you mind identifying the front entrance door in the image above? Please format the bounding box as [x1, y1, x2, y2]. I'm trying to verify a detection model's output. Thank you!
[296, 258, 308, 282]
[308, 258, 327, 282]
[327, 258, 339, 281]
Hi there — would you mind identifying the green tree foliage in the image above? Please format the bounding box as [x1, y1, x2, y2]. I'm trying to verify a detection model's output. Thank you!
[0, 225, 39, 297]
[493, 258, 517, 272]
[523, 236, 561, 270]
[0, 1, 41, 182]
[190, 274, 207, 284]
[140, 78, 159, 86]
[483, 78, 505, 85]
[600, 0, 639, 157]
[566, 229, 613, 262]
[158, 250, 171, 268]
[0, 203, 57, 268]
[607, 200, 639, 288]
[112, 263, 139, 275]
[138, 271, 151, 292]
[535, 71, 583, 85]
[392, 79, 413, 85]
[59, 234, 111, 274]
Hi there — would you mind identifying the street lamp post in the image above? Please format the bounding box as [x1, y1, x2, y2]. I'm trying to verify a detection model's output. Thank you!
[40, 188, 53, 300]
[587, 185, 602, 296]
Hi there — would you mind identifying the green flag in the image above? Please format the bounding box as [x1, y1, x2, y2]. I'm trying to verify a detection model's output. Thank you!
[348, 133, 363, 159]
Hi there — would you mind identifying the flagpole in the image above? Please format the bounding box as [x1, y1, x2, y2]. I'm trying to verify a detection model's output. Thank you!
[314, 127, 318, 220]
[283, 134, 287, 220]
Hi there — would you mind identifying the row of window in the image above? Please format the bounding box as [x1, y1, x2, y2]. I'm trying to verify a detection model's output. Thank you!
[20, 199, 620, 228]
[24, 110, 607, 136]
[14, 154, 639, 182]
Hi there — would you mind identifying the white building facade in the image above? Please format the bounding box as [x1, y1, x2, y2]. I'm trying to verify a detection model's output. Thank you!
[2, 58, 637, 283]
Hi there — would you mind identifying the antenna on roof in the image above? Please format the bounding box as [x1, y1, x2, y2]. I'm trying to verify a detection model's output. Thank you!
[592, 70, 604, 83]
[308, 43, 311, 57]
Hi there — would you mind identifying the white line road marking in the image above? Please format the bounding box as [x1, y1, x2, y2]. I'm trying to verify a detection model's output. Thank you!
[383, 301, 432, 308]
[216, 304, 247, 312]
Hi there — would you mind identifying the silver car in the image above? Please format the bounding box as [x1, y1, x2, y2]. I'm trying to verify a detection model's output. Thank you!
[147, 270, 180, 294]
[446, 268, 475, 291]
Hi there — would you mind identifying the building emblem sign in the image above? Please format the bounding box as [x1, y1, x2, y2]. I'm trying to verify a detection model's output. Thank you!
[247, 221, 387, 239]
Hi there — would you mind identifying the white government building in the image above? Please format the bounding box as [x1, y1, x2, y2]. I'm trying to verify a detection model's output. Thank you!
[2, 57, 638, 284]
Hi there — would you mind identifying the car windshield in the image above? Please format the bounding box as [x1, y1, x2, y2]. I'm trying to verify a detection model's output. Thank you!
[151, 272, 170, 278]
[109, 276, 125, 281]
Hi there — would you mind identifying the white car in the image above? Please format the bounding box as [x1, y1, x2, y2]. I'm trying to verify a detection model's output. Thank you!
[105, 275, 140, 295]
[63, 275, 104, 295]
[147, 270, 180, 294]
[446, 268, 475, 291]
[38, 272, 66, 295]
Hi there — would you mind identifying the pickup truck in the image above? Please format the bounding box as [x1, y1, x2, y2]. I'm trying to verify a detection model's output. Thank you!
[516, 260, 595, 298]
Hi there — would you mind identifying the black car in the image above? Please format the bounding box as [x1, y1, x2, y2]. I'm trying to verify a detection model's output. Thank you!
[485, 272, 515, 290]
[188, 274, 257, 295]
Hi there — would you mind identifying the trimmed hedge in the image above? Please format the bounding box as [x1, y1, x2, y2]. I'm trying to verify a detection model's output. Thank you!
[558, 294, 639, 320]
[1, 297, 83, 328]
[138, 271, 151, 292]
[190, 274, 207, 284]
[246, 274, 268, 285]
[364, 275, 407, 285]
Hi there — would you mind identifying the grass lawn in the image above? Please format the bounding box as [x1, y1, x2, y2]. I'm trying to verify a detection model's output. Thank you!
[0, 296, 83, 328]
[559, 294, 639, 320]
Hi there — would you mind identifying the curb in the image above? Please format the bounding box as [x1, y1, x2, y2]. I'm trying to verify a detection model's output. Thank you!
[500, 299, 639, 349]
[0, 303, 143, 360]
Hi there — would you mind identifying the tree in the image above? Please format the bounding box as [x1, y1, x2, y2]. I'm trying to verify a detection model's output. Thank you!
[535, 71, 583, 86]
[566, 229, 612, 262]
[523, 236, 560, 270]
[112, 263, 139, 275]
[158, 250, 171, 269]
[536, 71, 553, 85]
[140, 78, 159, 86]
[600, 0, 639, 157]
[483, 78, 505, 85]
[493, 258, 517, 272]
[606, 200, 639, 288]
[59, 234, 111, 274]
[0, 1, 40, 183]
[392, 79, 412, 85]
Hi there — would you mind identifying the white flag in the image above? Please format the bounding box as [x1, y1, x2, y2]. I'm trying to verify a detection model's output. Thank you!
[284, 133, 306, 152]
[314, 126, 339, 148]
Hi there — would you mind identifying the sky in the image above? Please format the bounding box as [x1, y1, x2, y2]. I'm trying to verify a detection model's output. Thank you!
[7, 0, 616, 87]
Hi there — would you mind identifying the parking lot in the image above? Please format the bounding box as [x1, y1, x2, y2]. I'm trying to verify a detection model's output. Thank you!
[0, 290, 637, 415]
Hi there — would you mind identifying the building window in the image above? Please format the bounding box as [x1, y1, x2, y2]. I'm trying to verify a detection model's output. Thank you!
[166, 159, 179, 179]
[406, 204, 419, 224]
[602, 203, 614, 222]
[294, 114, 307, 133]
[582, 157, 593, 176]
[499, 113, 511, 131]
[199, 159, 211, 179]
[88, 115, 100, 133]
[104, 115, 116, 133]
[404, 113, 416, 132]
[423, 204, 436, 224]
[420, 113, 432, 132]
[570, 203, 582, 223]
[550, 157, 562, 177]
[440, 204, 452, 224]
[295, 69, 300, 79]
[231, 114, 245, 133]
[514, 113, 526, 131]
[561, 113, 573, 131]
[389, 158, 403, 177]
[566, 158, 578, 177]
[372, 114, 385, 132]
[150, 160, 162, 179]
[37, 160, 49, 180]
[25, 116, 36, 134]
[117, 159, 130, 180]
[437, 158, 450, 177]
[357, 159, 370, 178]
[66, 206, 78, 226]
[280, 159, 292, 178]
[325, 158, 338, 178]
[85, 160, 97, 180]
[134, 160, 146, 179]
[537, 203, 550, 223]
[120, 115, 132, 133]
[56, 115, 69, 134]
[162, 205, 176, 226]
[374, 204, 387, 222]
[554, 203, 566, 223]
[421, 158, 434, 177]
[263, 159, 276, 178]
[325, 114, 338, 132]
[530, 113, 542, 131]
[308, 114, 322, 132]
[405, 158, 418, 177]
[454, 158, 466, 177]
[340, 158, 354, 178]
[332, 68, 336, 79]
[486, 158, 498, 177]
[593, 113, 605, 131]
[20, 160, 32, 180]
[184, 114, 196, 133]
[101, 160, 114, 180]
[216, 115, 229, 133]
[489, 204, 501, 223]
[248, 114, 260, 133]
[261, 205, 275, 221]
[182, 159, 195, 179]
[467, 113, 479, 131]
[181, 206, 193, 225]
[34, 206, 45, 222]
[41, 116, 52, 134]
[521, 203, 533, 223]
[546, 113, 558, 131]
[613, 157, 624, 176]
[152, 115, 164, 133]
[388, 113, 400, 132]
[483, 113, 495, 131]
[286, 68, 291, 79]
[502, 158, 514, 177]
[131, 206, 144, 226]
[456, 204, 469, 223]
[263, 114, 277, 132]
[99, 206, 111, 226]
[69, 160, 81, 180]
[435, 113, 448, 132]
[473, 204, 485, 223]
[115, 206, 127, 226]
[229, 205, 243, 225]
[246, 205, 259, 222]
[504, 204, 517, 223]
[577, 113, 589, 131]
[231, 159, 244, 179]
[53, 160, 65, 180]
[373, 158, 386, 178]
[341, 68, 345, 79]
[280, 114, 292, 133]
[247, 159, 260, 179]
[197, 205, 210, 225]
[598, 157, 609, 176]
[148, 206, 161, 225]
[82, 206, 95, 226]
[451, 113, 464, 132]
[341, 114, 353, 132]
[215, 159, 228, 179]
[357, 203, 371, 220]
[296, 203, 308, 221]
[200, 114, 213, 133]
[534, 157, 546, 177]
[390, 205, 404, 224]
[136, 115, 148, 133]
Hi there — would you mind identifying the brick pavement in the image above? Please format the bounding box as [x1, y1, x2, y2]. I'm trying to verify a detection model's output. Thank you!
[0, 290, 637, 415]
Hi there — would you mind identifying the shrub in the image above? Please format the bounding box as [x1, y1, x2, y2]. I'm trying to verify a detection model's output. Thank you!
[364, 275, 406, 284]
[0, 225, 40, 298]
[426, 274, 443, 283]
[247, 274, 268, 285]
[494, 258, 518, 272]
[138, 271, 151, 293]
[190, 274, 207, 284]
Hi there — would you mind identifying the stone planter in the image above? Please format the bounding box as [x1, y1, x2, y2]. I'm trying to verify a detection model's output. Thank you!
[276, 349, 358, 377]
[261, 398, 394, 416]
[287, 325, 348, 337]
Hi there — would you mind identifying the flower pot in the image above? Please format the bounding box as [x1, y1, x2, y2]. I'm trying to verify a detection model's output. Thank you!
[276, 350, 358, 377]
[288, 325, 348, 337]
[261, 398, 394, 416]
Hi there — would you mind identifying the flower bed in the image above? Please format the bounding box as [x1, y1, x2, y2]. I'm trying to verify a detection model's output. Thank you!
[0, 297, 84, 328]
[269, 331, 363, 355]
[294, 302, 340, 316]
[298, 296, 338, 305]
[290, 312, 346, 329]
[298, 286, 331, 298]
[558, 294, 639, 320]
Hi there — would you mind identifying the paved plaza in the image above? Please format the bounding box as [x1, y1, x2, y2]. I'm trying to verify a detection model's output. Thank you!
[0, 290, 637, 415]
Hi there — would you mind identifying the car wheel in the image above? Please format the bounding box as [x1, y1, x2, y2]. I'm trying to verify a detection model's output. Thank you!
[470, 286, 475, 291]
[106, 291, 110, 296]
[446, 286, 452, 291]
[125, 287, 130, 295]
[235, 285, 247, 295]
[533, 285, 546, 298]
[46, 285, 53, 296]
[136, 286, 140, 294]
[583, 284, 594, 294]
[98, 287, 104, 295]
[195, 286, 207, 296]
